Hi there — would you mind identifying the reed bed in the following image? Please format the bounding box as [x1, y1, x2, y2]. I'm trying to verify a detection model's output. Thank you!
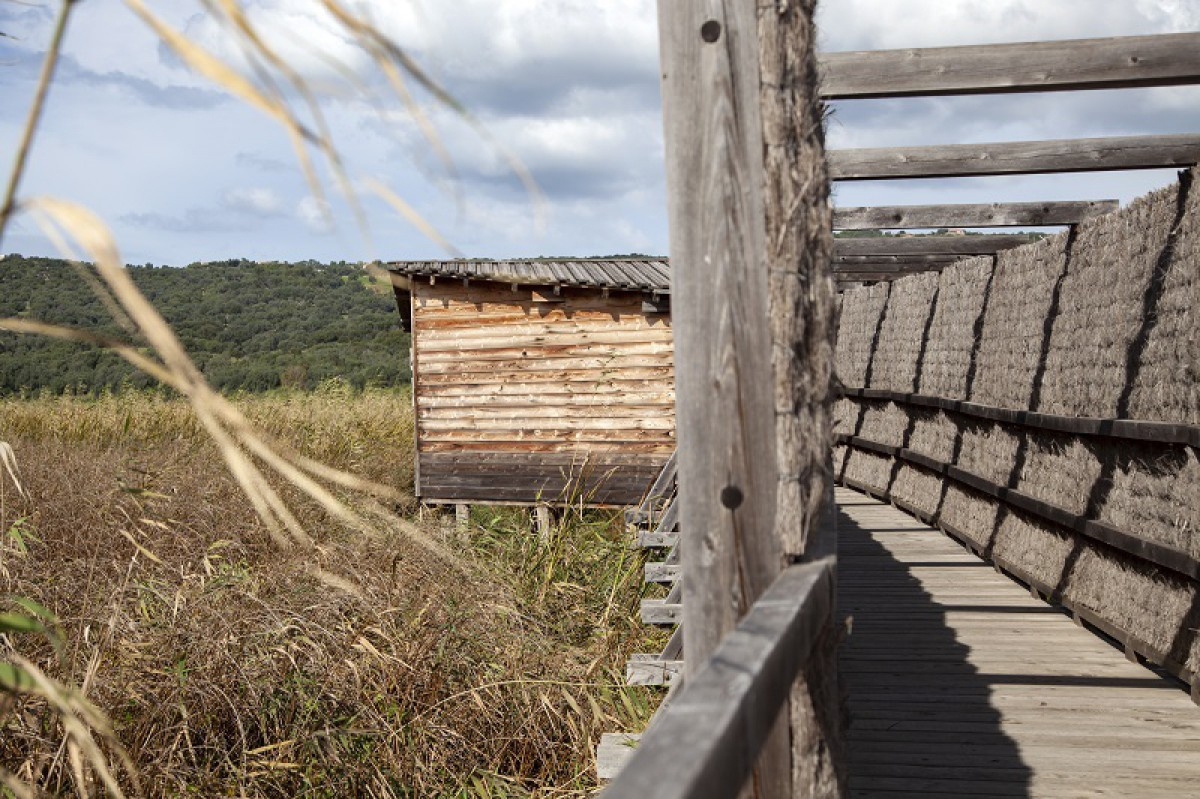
[0, 390, 659, 797]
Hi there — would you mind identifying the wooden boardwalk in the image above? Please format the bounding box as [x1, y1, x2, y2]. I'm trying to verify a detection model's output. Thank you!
[837, 487, 1200, 798]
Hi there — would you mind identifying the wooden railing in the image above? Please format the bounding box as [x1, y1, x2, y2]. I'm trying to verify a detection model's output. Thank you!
[605, 556, 835, 798]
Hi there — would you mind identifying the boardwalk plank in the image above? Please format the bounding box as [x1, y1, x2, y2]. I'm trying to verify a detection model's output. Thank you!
[837, 487, 1200, 798]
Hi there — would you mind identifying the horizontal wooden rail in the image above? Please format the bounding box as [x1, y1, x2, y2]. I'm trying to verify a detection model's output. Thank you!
[835, 434, 1200, 582]
[841, 387, 1200, 447]
[835, 234, 1036, 256]
[820, 32, 1200, 99]
[836, 475, 1198, 696]
[830, 133, 1200, 180]
[833, 200, 1118, 229]
[833, 253, 963, 264]
[604, 557, 835, 798]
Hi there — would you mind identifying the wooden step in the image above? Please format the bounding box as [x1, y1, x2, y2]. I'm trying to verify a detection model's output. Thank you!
[596, 732, 641, 781]
[626, 654, 684, 686]
[641, 599, 682, 625]
[644, 562, 681, 583]
[637, 530, 679, 548]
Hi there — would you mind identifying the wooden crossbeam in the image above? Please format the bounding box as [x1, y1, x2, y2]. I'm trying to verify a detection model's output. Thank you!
[833, 200, 1118, 229]
[835, 234, 1035, 256]
[834, 253, 962, 265]
[835, 272, 913, 283]
[830, 133, 1200, 180]
[820, 32, 1200, 99]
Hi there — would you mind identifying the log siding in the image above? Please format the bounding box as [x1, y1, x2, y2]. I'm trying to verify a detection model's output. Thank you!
[409, 279, 675, 505]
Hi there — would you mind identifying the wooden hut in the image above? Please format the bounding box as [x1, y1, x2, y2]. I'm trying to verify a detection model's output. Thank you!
[388, 258, 674, 507]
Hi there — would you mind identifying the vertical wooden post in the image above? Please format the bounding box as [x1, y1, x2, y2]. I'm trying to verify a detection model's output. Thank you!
[534, 504, 554, 543]
[657, 0, 840, 795]
[455, 503, 470, 534]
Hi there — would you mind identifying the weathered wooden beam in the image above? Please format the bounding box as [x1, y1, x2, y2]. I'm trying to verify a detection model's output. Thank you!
[833, 253, 962, 265]
[835, 234, 1036, 256]
[605, 559, 835, 799]
[820, 32, 1200, 99]
[644, 562, 681, 583]
[625, 655, 684, 687]
[833, 200, 1118, 229]
[657, 0, 778, 674]
[830, 133, 1200, 180]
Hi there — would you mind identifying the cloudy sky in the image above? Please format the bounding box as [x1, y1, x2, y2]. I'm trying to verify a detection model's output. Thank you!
[1, 0, 1198, 266]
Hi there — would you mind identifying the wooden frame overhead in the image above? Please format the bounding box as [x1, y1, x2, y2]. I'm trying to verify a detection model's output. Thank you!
[820, 32, 1200, 99]
[833, 200, 1117, 229]
[834, 233, 1037, 256]
[830, 133, 1200, 181]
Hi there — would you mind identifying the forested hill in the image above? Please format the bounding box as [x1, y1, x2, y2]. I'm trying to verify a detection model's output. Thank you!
[0, 256, 410, 394]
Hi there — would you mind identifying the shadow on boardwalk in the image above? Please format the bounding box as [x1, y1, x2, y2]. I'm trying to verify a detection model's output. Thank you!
[837, 499, 1034, 798]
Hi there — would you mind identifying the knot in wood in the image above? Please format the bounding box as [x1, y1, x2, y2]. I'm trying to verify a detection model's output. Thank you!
[720, 484, 744, 510]
[700, 20, 721, 43]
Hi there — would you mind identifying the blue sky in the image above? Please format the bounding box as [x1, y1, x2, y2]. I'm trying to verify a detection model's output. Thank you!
[1, 0, 1198, 266]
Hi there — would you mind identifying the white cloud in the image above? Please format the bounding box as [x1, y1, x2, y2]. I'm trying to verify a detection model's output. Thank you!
[296, 196, 335, 234]
[224, 187, 285, 216]
[2, 0, 1198, 266]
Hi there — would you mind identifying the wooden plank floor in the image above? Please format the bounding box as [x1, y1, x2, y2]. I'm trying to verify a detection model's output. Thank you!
[836, 487, 1200, 798]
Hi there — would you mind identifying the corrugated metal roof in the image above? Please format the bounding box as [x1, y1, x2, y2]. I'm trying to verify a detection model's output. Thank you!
[388, 258, 671, 293]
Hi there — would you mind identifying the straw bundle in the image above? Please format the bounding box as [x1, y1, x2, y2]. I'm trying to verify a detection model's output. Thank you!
[1012, 431, 1101, 515]
[1097, 444, 1200, 558]
[938, 482, 1001, 549]
[988, 505, 1077, 587]
[834, 282, 890, 387]
[840, 447, 893, 492]
[854, 399, 909, 447]
[917, 256, 993, 400]
[1039, 182, 1178, 418]
[871, 271, 939, 393]
[1063, 545, 1200, 673]
[890, 462, 943, 517]
[905, 408, 958, 463]
[970, 233, 1071, 409]
[953, 420, 1021, 487]
[1125, 168, 1199, 425]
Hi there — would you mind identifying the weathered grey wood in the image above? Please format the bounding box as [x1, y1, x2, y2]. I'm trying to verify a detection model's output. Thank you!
[834, 253, 962, 264]
[626, 655, 684, 687]
[604, 559, 835, 799]
[637, 530, 678, 549]
[833, 200, 1118, 229]
[644, 562, 681, 584]
[533, 504, 553, 543]
[657, 0, 778, 672]
[830, 133, 1200, 180]
[835, 233, 1037, 256]
[820, 32, 1200, 99]
[837, 488, 1200, 795]
[658, 1, 838, 795]
[596, 733, 641, 782]
[641, 600, 683, 625]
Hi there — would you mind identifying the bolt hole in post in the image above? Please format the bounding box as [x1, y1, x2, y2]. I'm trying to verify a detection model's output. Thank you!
[700, 20, 721, 43]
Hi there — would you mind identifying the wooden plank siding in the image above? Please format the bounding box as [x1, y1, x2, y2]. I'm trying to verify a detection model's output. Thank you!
[410, 279, 675, 506]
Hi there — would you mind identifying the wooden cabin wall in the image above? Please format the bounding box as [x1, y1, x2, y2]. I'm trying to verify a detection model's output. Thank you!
[411, 280, 676, 505]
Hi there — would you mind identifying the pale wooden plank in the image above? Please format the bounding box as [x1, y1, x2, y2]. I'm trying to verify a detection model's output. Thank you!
[833, 200, 1118, 229]
[820, 32, 1200, 99]
[830, 133, 1200, 180]
[596, 732, 641, 781]
[837, 487, 1200, 798]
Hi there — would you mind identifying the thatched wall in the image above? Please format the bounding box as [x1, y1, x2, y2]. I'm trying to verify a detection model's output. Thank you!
[833, 167, 1200, 680]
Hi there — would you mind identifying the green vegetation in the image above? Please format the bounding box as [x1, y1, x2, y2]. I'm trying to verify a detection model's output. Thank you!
[0, 390, 660, 795]
[0, 256, 410, 394]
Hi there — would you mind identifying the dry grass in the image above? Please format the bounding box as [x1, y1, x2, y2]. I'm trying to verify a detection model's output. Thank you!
[0, 389, 660, 797]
